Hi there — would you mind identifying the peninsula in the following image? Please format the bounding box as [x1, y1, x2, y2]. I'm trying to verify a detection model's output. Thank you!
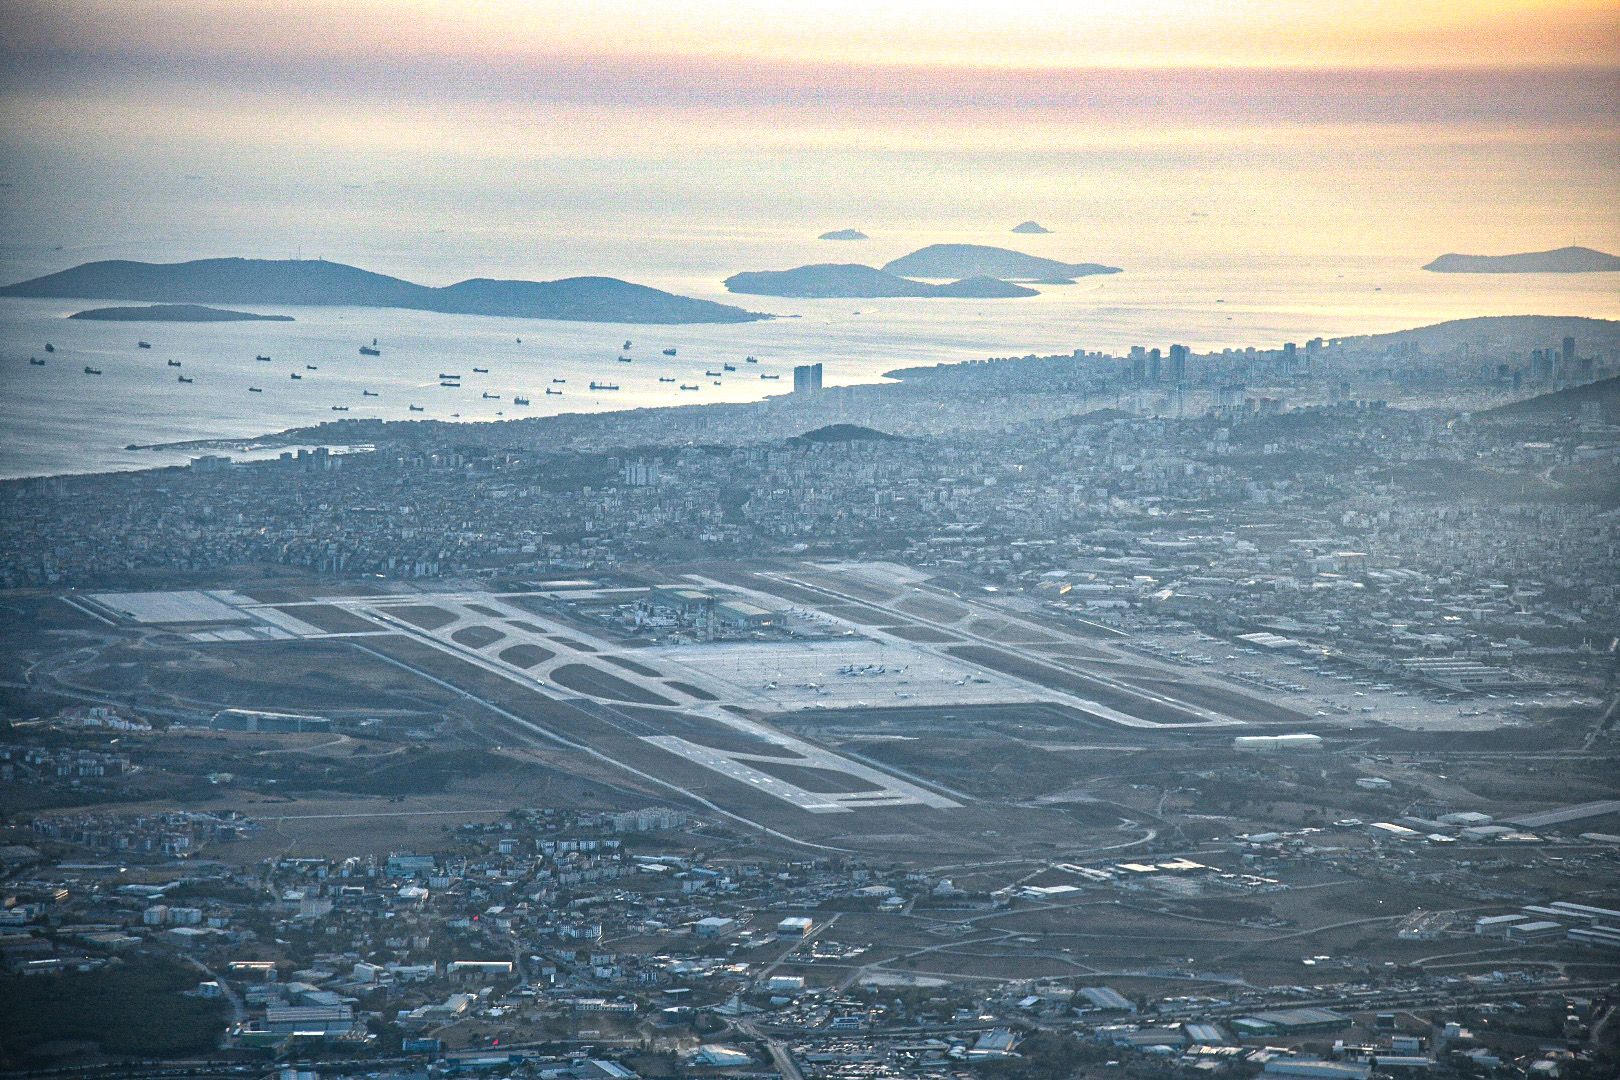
[2, 257, 769, 324]
[67, 303, 295, 322]
[1423, 246, 1620, 273]
[881, 243, 1120, 279]
[722, 263, 1037, 299]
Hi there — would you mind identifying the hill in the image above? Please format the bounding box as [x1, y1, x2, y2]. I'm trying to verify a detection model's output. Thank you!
[1334, 315, 1620, 354]
[882, 243, 1119, 279]
[1423, 246, 1620, 273]
[2, 257, 768, 324]
[1476, 376, 1619, 423]
[819, 229, 869, 240]
[723, 263, 1036, 299]
[929, 275, 1040, 298]
[67, 304, 294, 322]
[788, 424, 903, 445]
[1011, 221, 1052, 234]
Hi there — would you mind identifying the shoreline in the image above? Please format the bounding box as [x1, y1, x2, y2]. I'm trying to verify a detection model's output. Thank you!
[9, 310, 1619, 485]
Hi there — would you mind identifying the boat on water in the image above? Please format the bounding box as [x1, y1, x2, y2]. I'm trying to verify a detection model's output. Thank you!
[589, 381, 619, 391]
[255, 354, 270, 361]
[248, 386, 263, 392]
[618, 356, 633, 363]
[552, 377, 566, 384]
[662, 347, 677, 356]
[409, 404, 424, 411]
[306, 364, 318, 370]
[760, 373, 780, 380]
[658, 376, 675, 383]
[745, 355, 758, 363]
[513, 395, 530, 405]
[473, 366, 489, 373]
[363, 390, 378, 397]
[712, 379, 722, 386]
[83, 366, 102, 375]
[137, 341, 151, 349]
[358, 346, 381, 357]
[177, 375, 193, 383]
[167, 359, 182, 367]
[705, 369, 722, 377]
[331, 405, 349, 411]
[623, 339, 632, 349]
[679, 384, 698, 391]
[290, 373, 302, 380]
[723, 363, 736, 371]
[29, 357, 45, 366]
[482, 392, 500, 400]
[439, 381, 459, 388]
[438, 373, 460, 380]
[44, 343, 55, 353]
[545, 387, 562, 395]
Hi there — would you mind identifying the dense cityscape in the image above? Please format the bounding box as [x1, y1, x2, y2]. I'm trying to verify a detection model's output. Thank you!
[2, 314, 1617, 1079]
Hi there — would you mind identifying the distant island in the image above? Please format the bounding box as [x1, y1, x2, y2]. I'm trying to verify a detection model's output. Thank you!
[1010, 221, 1051, 234]
[67, 303, 294, 322]
[1423, 246, 1620, 274]
[723, 263, 1037, 299]
[881, 243, 1119, 280]
[818, 229, 869, 241]
[2, 257, 769, 324]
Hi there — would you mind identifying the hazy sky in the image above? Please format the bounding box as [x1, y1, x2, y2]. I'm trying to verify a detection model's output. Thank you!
[1, 0, 1615, 278]
[4, 0, 1618, 78]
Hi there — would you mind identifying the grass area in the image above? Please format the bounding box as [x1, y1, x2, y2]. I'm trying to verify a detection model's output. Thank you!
[0, 956, 229, 1068]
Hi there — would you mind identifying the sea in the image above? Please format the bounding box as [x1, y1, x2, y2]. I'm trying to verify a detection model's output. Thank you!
[2, 92, 1617, 478]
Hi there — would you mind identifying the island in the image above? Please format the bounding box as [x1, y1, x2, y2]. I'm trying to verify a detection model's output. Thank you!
[818, 229, 869, 240]
[881, 243, 1120, 280]
[1423, 246, 1620, 273]
[67, 304, 295, 322]
[2, 257, 770, 324]
[722, 263, 1037, 299]
[1010, 220, 1052, 234]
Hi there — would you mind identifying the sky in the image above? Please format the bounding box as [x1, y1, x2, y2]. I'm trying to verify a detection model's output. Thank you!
[0, 0, 1615, 278]
[3, 0, 1618, 83]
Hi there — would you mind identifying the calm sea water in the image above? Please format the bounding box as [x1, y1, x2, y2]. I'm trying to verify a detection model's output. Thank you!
[1, 97, 1617, 477]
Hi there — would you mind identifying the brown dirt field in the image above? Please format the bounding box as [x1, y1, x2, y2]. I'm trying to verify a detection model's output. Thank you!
[966, 617, 1059, 643]
[86, 638, 463, 715]
[378, 604, 460, 631]
[1121, 676, 1310, 725]
[602, 655, 663, 678]
[891, 595, 969, 623]
[275, 604, 381, 634]
[550, 663, 676, 706]
[1030, 643, 1116, 660]
[498, 643, 555, 668]
[664, 680, 718, 701]
[452, 625, 507, 649]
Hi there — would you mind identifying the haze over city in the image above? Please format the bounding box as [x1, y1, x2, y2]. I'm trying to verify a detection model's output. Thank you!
[0, 3, 1616, 1079]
